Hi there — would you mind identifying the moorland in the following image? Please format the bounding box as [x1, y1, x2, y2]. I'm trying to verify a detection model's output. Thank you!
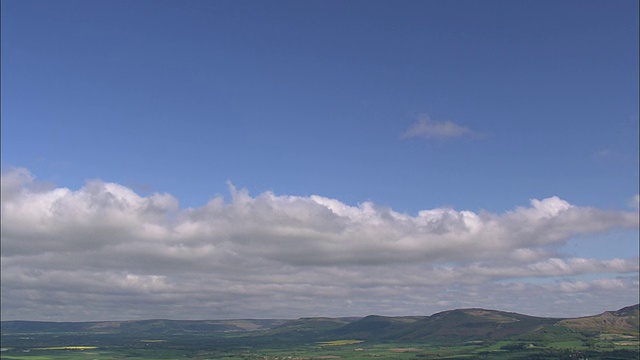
[1, 304, 638, 359]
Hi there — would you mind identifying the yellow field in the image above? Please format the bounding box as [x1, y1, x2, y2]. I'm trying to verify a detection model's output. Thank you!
[34, 346, 97, 350]
[317, 340, 363, 346]
[139, 339, 167, 342]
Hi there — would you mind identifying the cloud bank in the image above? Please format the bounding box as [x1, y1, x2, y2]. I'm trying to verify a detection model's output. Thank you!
[1, 168, 638, 321]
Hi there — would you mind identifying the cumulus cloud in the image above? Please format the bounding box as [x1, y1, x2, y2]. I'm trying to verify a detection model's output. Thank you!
[1, 168, 638, 321]
[401, 113, 477, 139]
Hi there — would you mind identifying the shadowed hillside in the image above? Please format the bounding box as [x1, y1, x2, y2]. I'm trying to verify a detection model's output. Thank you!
[329, 315, 425, 339]
[2, 304, 638, 344]
[398, 308, 560, 341]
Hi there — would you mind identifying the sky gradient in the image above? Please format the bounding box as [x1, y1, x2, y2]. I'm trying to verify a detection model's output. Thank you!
[1, 0, 638, 321]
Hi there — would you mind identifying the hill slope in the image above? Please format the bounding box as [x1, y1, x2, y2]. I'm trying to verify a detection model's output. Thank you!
[0, 318, 286, 335]
[557, 304, 639, 335]
[2, 304, 638, 344]
[400, 308, 559, 341]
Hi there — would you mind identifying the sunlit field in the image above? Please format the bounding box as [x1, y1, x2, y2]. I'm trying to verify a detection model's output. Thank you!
[1, 335, 638, 360]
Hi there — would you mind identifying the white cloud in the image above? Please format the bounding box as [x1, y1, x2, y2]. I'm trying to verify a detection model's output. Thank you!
[630, 194, 639, 209]
[1, 168, 638, 321]
[401, 113, 477, 139]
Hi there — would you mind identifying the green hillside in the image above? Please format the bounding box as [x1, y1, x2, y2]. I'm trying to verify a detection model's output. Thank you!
[1, 304, 638, 359]
[557, 304, 639, 336]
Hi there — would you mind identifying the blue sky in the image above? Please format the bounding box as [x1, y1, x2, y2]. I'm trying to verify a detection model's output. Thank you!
[1, 0, 638, 321]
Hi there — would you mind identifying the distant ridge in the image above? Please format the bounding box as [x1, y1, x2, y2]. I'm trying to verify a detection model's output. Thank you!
[0, 318, 288, 335]
[2, 304, 638, 343]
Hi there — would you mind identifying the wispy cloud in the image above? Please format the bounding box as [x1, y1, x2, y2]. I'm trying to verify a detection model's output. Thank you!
[1, 168, 638, 321]
[401, 113, 478, 140]
[630, 194, 640, 209]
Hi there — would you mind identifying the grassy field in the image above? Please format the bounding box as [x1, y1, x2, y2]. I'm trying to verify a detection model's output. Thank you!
[2, 337, 639, 360]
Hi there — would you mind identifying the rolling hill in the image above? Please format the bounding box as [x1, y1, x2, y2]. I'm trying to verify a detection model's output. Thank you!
[557, 304, 639, 335]
[2, 304, 638, 345]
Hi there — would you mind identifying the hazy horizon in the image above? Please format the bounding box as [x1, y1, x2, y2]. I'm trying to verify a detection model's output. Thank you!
[2, 302, 639, 324]
[2, 0, 638, 322]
